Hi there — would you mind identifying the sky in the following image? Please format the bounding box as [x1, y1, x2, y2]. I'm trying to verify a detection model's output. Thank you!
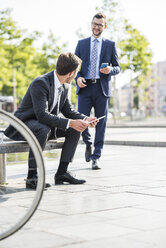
[1, 0, 166, 63]
[1, 0, 166, 87]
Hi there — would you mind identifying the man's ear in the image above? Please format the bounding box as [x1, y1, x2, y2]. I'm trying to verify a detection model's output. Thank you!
[105, 24, 107, 29]
[68, 71, 74, 77]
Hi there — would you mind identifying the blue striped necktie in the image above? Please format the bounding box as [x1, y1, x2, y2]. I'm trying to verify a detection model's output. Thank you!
[90, 39, 98, 79]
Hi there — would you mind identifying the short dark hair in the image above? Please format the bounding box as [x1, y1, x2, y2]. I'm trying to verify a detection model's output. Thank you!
[92, 13, 106, 22]
[56, 53, 82, 76]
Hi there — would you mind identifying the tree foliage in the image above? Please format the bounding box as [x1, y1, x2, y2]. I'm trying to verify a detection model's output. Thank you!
[0, 8, 67, 103]
[96, 0, 122, 41]
[118, 20, 153, 76]
[95, 0, 153, 116]
[96, 0, 153, 78]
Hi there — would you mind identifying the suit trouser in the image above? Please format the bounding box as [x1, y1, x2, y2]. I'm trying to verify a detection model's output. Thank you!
[78, 82, 109, 160]
[11, 119, 81, 177]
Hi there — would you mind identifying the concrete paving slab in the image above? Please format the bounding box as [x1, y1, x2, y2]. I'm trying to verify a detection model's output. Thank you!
[124, 228, 166, 247]
[109, 211, 166, 231]
[0, 229, 82, 248]
[60, 236, 155, 248]
[43, 221, 137, 241]
[0, 143, 166, 247]
[88, 127, 166, 146]
[107, 117, 166, 128]
[85, 206, 157, 220]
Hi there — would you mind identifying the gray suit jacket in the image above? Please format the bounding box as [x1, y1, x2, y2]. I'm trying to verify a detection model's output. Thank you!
[5, 71, 86, 140]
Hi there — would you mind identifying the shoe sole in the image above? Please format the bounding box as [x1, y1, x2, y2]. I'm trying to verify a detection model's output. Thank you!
[92, 166, 101, 170]
[26, 185, 37, 190]
[55, 180, 86, 185]
[45, 184, 51, 188]
[55, 181, 64, 185]
[26, 183, 51, 189]
[86, 158, 91, 162]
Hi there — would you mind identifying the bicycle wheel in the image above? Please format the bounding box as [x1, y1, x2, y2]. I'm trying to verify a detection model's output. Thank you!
[0, 109, 45, 240]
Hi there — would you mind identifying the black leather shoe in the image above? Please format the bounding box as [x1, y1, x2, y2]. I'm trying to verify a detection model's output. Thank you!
[92, 159, 101, 170]
[55, 172, 86, 185]
[26, 176, 51, 190]
[85, 145, 92, 162]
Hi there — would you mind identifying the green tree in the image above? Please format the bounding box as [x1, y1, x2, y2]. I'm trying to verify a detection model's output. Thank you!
[71, 81, 77, 108]
[0, 9, 42, 109]
[118, 20, 153, 117]
[0, 39, 8, 92]
[34, 31, 67, 74]
[96, 0, 122, 42]
[96, 0, 153, 119]
[0, 9, 67, 109]
[118, 20, 153, 75]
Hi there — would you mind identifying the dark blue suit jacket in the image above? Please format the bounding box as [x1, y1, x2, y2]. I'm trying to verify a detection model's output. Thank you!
[75, 37, 120, 97]
[5, 71, 86, 140]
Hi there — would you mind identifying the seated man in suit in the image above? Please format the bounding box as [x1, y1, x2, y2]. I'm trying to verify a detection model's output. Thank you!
[5, 53, 98, 189]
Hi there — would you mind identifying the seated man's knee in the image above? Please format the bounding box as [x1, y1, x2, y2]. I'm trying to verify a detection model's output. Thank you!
[26, 120, 51, 141]
[68, 128, 81, 140]
[39, 124, 51, 138]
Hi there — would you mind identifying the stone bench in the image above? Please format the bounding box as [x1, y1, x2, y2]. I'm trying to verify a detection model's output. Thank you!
[0, 139, 64, 184]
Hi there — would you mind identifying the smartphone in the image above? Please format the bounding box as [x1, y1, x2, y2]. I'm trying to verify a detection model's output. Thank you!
[89, 115, 106, 123]
[100, 63, 108, 69]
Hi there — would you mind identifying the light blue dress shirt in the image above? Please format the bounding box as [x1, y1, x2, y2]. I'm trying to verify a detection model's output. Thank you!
[86, 35, 102, 79]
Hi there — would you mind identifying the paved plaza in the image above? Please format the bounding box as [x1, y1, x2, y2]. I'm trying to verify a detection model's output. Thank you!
[0, 126, 166, 248]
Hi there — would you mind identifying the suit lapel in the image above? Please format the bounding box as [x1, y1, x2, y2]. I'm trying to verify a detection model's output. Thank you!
[86, 37, 91, 64]
[48, 71, 55, 111]
[56, 86, 63, 114]
[100, 39, 107, 64]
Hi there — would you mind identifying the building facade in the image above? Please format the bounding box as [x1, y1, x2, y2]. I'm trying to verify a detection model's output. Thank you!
[118, 61, 166, 117]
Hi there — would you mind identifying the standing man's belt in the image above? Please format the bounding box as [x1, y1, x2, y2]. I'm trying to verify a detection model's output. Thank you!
[85, 79, 100, 84]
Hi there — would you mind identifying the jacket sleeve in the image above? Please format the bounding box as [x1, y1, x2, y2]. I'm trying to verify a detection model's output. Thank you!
[61, 97, 86, 120]
[109, 42, 121, 76]
[75, 41, 82, 81]
[30, 80, 68, 130]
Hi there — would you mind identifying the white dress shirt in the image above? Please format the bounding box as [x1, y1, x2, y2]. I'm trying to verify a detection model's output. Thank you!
[50, 70, 62, 113]
[51, 70, 70, 128]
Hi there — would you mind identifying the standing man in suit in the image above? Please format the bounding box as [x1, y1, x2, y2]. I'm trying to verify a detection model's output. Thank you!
[5, 53, 98, 189]
[75, 13, 120, 170]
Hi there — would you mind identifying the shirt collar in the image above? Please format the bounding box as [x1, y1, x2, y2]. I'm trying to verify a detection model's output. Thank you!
[91, 35, 102, 42]
[54, 70, 62, 89]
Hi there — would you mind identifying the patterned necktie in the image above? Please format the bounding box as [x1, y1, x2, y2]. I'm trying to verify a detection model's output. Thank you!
[90, 39, 98, 79]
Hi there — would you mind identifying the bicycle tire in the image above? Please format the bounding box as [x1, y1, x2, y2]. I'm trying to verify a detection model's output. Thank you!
[0, 109, 45, 240]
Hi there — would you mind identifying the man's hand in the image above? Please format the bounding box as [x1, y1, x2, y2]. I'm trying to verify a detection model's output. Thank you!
[69, 119, 89, 132]
[86, 117, 99, 127]
[100, 66, 112, 74]
[69, 117, 98, 132]
[77, 77, 87, 88]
